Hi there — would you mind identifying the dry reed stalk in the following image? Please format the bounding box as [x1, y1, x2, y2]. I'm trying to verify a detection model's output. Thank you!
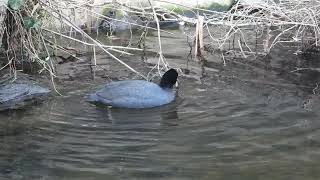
[147, 0, 169, 77]
[195, 15, 204, 62]
[206, 0, 320, 57]
[1, 0, 151, 83]
[149, 0, 320, 58]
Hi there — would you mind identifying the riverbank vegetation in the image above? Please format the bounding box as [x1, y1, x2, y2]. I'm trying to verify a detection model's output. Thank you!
[1, 0, 320, 82]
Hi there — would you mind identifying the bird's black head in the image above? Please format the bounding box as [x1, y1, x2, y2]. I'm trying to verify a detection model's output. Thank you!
[159, 69, 178, 89]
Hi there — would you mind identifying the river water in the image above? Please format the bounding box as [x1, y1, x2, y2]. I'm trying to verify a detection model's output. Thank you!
[1, 30, 320, 180]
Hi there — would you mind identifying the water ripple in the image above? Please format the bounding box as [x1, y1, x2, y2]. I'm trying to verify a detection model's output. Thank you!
[1, 76, 320, 179]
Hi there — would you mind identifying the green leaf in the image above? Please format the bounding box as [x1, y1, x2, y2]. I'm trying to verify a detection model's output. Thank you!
[23, 17, 41, 29]
[8, 0, 24, 10]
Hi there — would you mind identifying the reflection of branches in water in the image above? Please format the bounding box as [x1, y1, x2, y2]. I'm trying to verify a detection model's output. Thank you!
[186, 34, 193, 69]
[313, 83, 319, 95]
[291, 67, 320, 73]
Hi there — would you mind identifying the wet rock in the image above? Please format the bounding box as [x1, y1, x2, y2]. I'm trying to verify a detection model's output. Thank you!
[0, 82, 50, 111]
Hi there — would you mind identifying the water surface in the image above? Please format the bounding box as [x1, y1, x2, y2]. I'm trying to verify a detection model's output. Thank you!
[1, 30, 320, 180]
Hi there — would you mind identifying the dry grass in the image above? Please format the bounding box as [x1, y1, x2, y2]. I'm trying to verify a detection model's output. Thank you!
[193, 0, 320, 58]
[1, 0, 319, 84]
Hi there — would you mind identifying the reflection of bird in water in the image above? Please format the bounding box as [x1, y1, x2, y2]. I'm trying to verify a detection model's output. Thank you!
[93, 100, 180, 128]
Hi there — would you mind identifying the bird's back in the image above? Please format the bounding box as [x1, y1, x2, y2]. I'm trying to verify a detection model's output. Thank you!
[89, 80, 175, 108]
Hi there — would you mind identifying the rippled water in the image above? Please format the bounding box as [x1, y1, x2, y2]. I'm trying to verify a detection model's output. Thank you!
[1, 73, 320, 180]
[1, 31, 320, 179]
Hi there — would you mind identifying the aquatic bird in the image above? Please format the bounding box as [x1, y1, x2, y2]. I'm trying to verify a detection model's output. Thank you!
[88, 69, 178, 108]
